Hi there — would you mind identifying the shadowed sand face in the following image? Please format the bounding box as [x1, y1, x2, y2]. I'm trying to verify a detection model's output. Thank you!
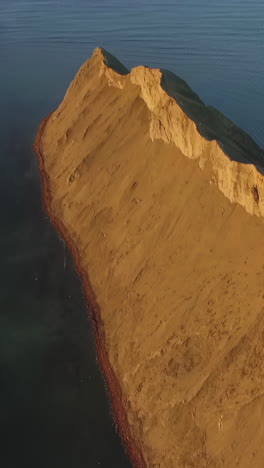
[37, 49, 264, 467]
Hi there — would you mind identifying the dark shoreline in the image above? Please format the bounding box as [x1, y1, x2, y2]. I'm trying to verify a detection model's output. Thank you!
[33, 114, 146, 468]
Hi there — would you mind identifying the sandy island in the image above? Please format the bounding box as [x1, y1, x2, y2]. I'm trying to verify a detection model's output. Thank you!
[34, 48, 264, 467]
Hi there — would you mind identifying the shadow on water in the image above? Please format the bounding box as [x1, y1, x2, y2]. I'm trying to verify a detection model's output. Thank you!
[0, 114, 131, 466]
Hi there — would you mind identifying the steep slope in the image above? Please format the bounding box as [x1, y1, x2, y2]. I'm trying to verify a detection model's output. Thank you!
[35, 48, 264, 467]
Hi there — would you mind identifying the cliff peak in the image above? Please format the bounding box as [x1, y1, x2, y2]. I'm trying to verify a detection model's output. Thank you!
[58, 48, 264, 217]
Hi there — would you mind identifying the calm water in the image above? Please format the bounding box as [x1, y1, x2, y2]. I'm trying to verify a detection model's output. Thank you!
[0, 1, 263, 467]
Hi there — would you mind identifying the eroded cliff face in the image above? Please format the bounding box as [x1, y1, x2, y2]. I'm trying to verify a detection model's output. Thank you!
[36, 48, 264, 467]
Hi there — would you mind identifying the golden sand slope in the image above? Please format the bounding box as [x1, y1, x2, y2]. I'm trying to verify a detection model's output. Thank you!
[36, 48, 264, 467]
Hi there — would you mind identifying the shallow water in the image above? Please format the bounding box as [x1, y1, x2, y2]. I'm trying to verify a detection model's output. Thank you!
[0, 1, 263, 466]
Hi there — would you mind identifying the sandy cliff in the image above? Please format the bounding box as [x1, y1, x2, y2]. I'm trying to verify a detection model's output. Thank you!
[35, 48, 264, 467]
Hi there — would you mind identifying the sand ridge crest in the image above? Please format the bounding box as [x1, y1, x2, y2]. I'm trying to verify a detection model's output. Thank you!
[91, 47, 264, 217]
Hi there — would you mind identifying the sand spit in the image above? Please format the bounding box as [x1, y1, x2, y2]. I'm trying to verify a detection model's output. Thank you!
[35, 48, 264, 467]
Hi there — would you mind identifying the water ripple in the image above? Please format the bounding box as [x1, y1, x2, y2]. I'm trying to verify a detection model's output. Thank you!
[1, 0, 263, 147]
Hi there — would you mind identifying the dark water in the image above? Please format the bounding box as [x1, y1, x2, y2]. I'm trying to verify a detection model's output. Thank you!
[0, 1, 263, 467]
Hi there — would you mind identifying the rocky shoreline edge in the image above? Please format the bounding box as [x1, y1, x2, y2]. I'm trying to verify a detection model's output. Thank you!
[33, 114, 146, 468]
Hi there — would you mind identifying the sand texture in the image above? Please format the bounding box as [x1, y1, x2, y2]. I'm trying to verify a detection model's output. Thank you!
[35, 48, 264, 467]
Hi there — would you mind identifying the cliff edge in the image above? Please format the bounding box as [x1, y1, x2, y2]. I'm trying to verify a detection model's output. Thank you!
[35, 48, 264, 467]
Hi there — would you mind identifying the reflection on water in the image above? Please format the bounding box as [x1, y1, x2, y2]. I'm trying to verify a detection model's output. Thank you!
[0, 0, 263, 466]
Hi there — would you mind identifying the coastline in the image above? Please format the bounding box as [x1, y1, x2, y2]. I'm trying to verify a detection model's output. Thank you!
[33, 114, 146, 468]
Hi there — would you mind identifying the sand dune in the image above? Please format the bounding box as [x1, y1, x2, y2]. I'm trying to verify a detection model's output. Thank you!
[35, 48, 264, 467]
